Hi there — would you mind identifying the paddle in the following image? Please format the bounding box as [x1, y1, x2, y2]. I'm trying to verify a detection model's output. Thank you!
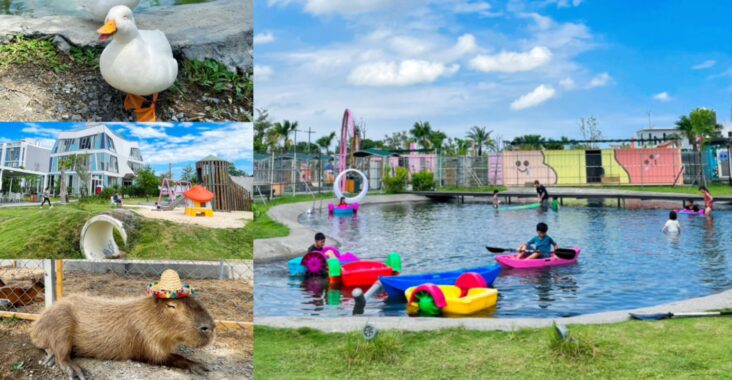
[485, 246, 577, 260]
[630, 311, 732, 321]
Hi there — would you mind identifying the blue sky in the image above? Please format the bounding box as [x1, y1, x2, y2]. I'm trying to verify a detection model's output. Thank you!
[255, 0, 732, 143]
[0, 123, 253, 177]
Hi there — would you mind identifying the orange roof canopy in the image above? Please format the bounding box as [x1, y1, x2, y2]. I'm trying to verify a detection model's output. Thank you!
[183, 185, 214, 203]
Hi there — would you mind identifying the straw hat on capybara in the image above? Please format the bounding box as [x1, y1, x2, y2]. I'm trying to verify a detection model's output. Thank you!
[30, 269, 215, 379]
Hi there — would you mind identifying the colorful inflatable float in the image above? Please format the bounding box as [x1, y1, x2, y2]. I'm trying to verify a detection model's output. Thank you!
[674, 209, 705, 215]
[328, 169, 368, 216]
[288, 246, 359, 276]
[379, 265, 501, 301]
[328, 252, 401, 288]
[405, 272, 498, 316]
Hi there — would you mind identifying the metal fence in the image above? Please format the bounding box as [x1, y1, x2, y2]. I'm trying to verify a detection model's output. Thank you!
[254, 148, 721, 194]
[0, 260, 253, 334]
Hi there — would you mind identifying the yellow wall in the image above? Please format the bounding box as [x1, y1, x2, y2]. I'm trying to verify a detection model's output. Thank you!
[544, 150, 586, 185]
[601, 150, 630, 184]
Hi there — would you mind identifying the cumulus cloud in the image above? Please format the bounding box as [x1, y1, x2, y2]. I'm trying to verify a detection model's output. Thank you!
[469, 46, 552, 73]
[348, 60, 459, 86]
[255, 65, 274, 81]
[254, 32, 275, 45]
[653, 92, 672, 102]
[510, 84, 556, 110]
[692, 60, 716, 70]
[21, 124, 61, 137]
[140, 123, 252, 166]
[453, 1, 492, 13]
[559, 77, 575, 90]
[269, 0, 411, 16]
[587, 72, 611, 88]
[124, 125, 168, 139]
[447, 34, 478, 59]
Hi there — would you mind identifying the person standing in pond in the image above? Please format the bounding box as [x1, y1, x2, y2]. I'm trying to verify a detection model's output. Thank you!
[40, 188, 52, 209]
[535, 180, 549, 209]
[662, 211, 681, 234]
[699, 186, 713, 215]
[492, 189, 500, 208]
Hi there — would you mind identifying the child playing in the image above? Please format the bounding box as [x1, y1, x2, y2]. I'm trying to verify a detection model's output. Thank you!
[699, 186, 713, 214]
[662, 211, 681, 234]
[307, 232, 326, 253]
[517, 222, 558, 260]
[338, 197, 348, 206]
[492, 190, 500, 208]
[684, 199, 695, 210]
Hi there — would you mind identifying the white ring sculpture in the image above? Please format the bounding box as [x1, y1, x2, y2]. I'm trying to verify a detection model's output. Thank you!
[333, 169, 369, 204]
[80, 215, 128, 259]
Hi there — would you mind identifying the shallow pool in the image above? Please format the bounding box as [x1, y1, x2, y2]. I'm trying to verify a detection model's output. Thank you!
[254, 202, 732, 318]
[1, 0, 212, 17]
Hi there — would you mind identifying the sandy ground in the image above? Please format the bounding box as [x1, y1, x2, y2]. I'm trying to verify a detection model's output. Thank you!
[127, 205, 252, 229]
[0, 272, 252, 379]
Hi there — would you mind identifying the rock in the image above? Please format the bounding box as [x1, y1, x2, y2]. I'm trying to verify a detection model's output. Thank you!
[71, 114, 83, 121]
[52, 35, 71, 54]
[0, 0, 252, 71]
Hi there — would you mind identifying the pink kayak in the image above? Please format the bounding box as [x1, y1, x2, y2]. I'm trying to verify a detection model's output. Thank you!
[674, 209, 704, 215]
[495, 247, 581, 269]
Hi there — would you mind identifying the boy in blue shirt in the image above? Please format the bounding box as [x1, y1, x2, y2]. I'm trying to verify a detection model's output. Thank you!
[517, 222, 557, 260]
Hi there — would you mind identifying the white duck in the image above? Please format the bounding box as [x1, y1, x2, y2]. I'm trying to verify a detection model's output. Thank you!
[81, 0, 141, 21]
[98, 5, 178, 121]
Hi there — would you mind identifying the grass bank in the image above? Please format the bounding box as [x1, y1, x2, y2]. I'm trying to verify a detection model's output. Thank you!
[0, 202, 250, 259]
[255, 317, 732, 379]
[253, 193, 334, 240]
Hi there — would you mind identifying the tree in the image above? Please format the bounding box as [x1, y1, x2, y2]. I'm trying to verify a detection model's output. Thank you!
[228, 162, 248, 176]
[272, 120, 298, 152]
[254, 108, 273, 152]
[295, 141, 320, 154]
[410, 121, 433, 149]
[74, 154, 91, 196]
[181, 165, 196, 183]
[511, 135, 546, 150]
[544, 136, 570, 150]
[58, 155, 75, 203]
[579, 116, 603, 148]
[316, 132, 336, 155]
[429, 130, 447, 153]
[675, 109, 724, 151]
[359, 138, 384, 150]
[383, 131, 412, 150]
[466, 126, 494, 156]
[135, 166, 160, 200]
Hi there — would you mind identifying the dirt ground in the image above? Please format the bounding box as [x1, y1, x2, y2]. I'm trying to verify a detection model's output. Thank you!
[0, 321, 252, 380]
[127, 205, 253, 229]
[0, 272, 253, 379]
[0, 53, 251, 122]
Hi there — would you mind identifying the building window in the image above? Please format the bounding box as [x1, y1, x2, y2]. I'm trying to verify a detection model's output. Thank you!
[106, 134, 116, 153]
[79, 136, 91, 150]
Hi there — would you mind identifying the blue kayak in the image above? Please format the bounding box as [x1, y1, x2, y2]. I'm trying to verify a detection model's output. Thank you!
[379, 264, 502, 301]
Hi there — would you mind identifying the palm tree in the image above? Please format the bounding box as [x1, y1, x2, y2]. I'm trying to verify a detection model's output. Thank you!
[316, 132, 336, 155]
[511, 134, 546, 150]
[272, 120, 298, 152]
[410, 121, 433, 149]
[676, 108, 724, 151]
[674, 115, 694, 149]
[466, 126, 494, 156]
[429, 130, 447, 153]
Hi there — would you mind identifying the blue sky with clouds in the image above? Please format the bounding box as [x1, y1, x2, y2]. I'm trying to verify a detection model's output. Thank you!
[0, 123, 253, 177]
[254, 0, 732, 143]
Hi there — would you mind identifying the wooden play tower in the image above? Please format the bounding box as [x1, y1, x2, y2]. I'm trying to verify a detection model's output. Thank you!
[196, 155, 252, 211]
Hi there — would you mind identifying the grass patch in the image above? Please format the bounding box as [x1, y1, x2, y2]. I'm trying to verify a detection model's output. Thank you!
[603, 184, 732, 196]
[0, 202, 250, 259]
[0, 34, 68, 73]
[69, 46, 101, 69]
[255, 317, 732, 379]
[435, 185, 507, 192]
[253, 193, 334, 240]
[179, 58, 253, 102]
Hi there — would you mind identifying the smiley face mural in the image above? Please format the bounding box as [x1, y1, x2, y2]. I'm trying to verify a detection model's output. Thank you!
[502, 151, 557, 186]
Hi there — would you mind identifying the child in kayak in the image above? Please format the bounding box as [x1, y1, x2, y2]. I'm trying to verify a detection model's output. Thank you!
[307, 232, 327, 253]
[518, 222, 558, 260]
[699, 186, 713, 214]
[492, 190, 500, 208]
[662, 211, 681, 234]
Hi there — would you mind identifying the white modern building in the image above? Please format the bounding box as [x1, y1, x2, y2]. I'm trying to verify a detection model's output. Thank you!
[49, 124, 144, 195]
[0, 140, 51, 195]
[635, 128, 688, 149]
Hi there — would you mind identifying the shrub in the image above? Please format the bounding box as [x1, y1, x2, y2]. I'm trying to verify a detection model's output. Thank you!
[383, 167, 408, 194]
[411, 170, 435, 191]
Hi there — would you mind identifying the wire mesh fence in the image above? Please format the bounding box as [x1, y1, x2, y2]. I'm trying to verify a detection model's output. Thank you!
[254, 147, 725, 194]
[0, 259, 252, 333]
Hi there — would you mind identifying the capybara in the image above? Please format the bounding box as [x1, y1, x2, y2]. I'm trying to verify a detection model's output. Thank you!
[30, 294, 215, 379]
[0, 277, 44, 307]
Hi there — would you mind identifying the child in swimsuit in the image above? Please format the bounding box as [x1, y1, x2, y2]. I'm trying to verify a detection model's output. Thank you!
[699, 186, 713, 214]
[492, 190, 500, 208]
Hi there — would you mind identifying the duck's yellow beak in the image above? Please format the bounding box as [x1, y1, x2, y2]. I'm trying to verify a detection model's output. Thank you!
[97, 20, 117, 41]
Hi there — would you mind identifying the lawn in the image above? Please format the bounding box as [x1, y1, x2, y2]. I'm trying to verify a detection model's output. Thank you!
[434, 185, 507, 192]
[0, 201, 250, 260]
[255, 317, 732, 379]
[253, 193, 335, 240]
[604, 184, 732, 196]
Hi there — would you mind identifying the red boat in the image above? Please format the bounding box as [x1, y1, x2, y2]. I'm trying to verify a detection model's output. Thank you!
[328, 253, 401, 288]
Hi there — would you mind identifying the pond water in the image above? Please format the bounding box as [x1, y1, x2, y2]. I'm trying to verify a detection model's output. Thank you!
[0, 0, 212, 17]
[254, 202, 732, 319]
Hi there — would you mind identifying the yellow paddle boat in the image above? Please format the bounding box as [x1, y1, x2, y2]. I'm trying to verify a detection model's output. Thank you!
[405, 272, 498, 316]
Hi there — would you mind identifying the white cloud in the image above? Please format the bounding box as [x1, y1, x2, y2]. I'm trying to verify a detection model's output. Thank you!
[559, 77, 575, 90]
[254, 32, 275, 45]
[446, 34, 478, 59]
[270, 0, 410, 16]
[653, 92, 672, 102]
[255, 65, 274, 81]
[348, 60, 459, 86]
[389, 36, 432, 56]
[140, 123, 252, 165]
[21, 124, 61, 137]
[510, 84, 556, 110]
[520, 12, 553, 30]
[124, 125, 168, 139]
[453, 1, 491, 13]
[692, 60, 716, 70]
[551, 0, 583, 8]
[469, 46, 552, 73]
[587, 72, 611, 88]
